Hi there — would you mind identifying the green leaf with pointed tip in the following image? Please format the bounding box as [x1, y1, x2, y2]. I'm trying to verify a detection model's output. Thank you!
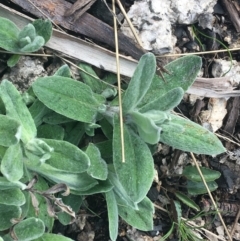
[106, 190, 118, 241]
[33, 233, 74, 241]
[0, 188, 25, 206]
[118, 197, 154, 231]
[0, 80, 37, 143]
[85, 143, 108, 180]
[32, 19, 52, 43]
[139, 87, 184, 113]
[79, 63, 104, 93]
[175, 191, 200, 211]
[0, 114, 20, 147]
[1, 143, 23, 182]
[0, 17, 19, 52]
[32, 76, 103, 123]
[139, 55, 202, 107]
[24, 158, 97, 192]
[42, 139, 90, 173]
[113, 119, 154, 203]
[54, 64, 71, 78]
[58, 194, 82, 225]
[160, 114, 225, 155]
[122, 53, 156, 113]
[72, 179, 113, 195]
[108, 172, 136, 209]
[43, 111, 73, 125]
[187, 180, 218, 195]
[128, 111, 162, 144]
[37, 124, 64, 140]
[183, 166, 221, 182]
[0, 204, 21, 231]
[171, 200, 182, 224]
[13, 217, 45, 241]
[7, 54, 21, 67]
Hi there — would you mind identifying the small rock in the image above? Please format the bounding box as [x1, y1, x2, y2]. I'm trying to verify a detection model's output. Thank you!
[2, 56, 46, 92]
[121, 0, 217, 54]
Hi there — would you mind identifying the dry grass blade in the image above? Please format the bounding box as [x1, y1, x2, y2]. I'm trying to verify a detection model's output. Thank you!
[116, 0, 143, 48]
[157, 47, 240, 57]
[112, 0, 125, 163]
[190, 152, 232, 241]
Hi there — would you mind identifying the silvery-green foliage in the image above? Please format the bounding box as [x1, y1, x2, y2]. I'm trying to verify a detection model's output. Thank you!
[0, 40, 226, 241]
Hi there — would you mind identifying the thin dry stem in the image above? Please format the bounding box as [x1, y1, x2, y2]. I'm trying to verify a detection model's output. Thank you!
[116, 0, 143, 48]
[190, 152, 232, 241]
[112, 0, 125, 163]
[216, 133, 240, 148]
[157, 47, 240, 57]
[230, 208, 240, 236]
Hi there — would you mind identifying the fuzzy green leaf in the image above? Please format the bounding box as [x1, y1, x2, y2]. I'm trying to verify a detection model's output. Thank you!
[33, 233, 74, 241]
[0, 115, 20, 147]
[63, 122, 85, 146]
[18, 24, 36, 42]
[37, 124, 64, 140]
[1, 143, 23, 182]
[160, 114, 225, 155]
[72, 179, 113, 195]
[139, 55, 202, 107]
[58, 194, 82, 225]
[7, 54, 21, 67]
[29, 99, 52, 127]
[113, 119, 154, 203]
[42, 139, 90, 173]
[13, 218, 45, 241]
[139, 87, 184, 113]
[85, 143, 108, 180]
[43, 112, 73, 125]
[175, 191, 200, 211]
[183, 166, 221, 182]
[171, 200, 182, 224]
[25, 159, 97, 192]
[0, 188, 25, 206]
[122, 53, 156, 113]
[32, 19, 52, 43]
[79, 63, 104, 93]
[187, 180, 218, 195]
[0, 80, 37, 143]
[0, 176, 26, 190]
[128, 111, 162, 144]
[32, 76, 103, 123]
[20, 36, 45, 52]
[54, 64, 71, 78]
[118, 197, 154, 231]
[0, 204, 21, 231]
[0, 17, 19, 52]
[108, 172, 136, 209]
[106, 190, 118, 241]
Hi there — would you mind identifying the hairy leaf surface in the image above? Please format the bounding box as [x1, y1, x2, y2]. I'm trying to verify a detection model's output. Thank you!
[160, 114, 225, 155]
[113, 119, 154, 203]
[32, 76, 103, 123]
[118, 197, 154, 231]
